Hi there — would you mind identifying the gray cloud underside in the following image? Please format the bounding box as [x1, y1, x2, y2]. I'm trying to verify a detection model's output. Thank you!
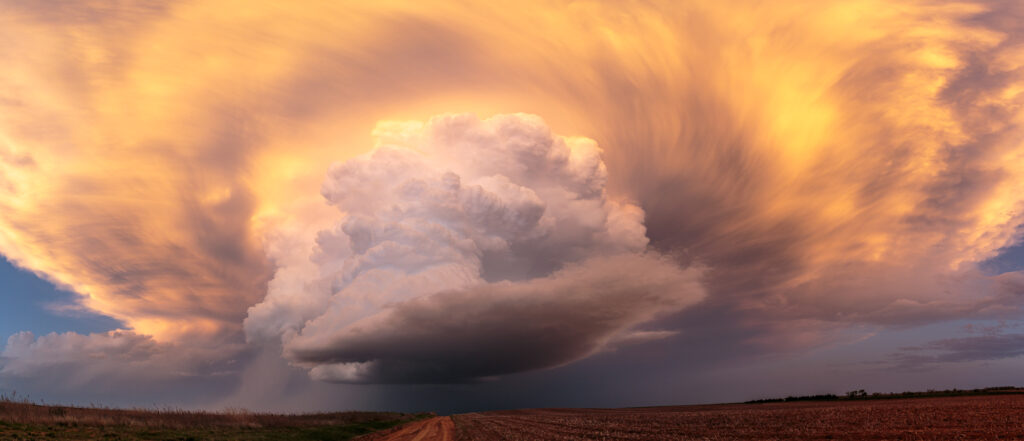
[890, 332, 1024, 370]
[285, 254, 703, 383]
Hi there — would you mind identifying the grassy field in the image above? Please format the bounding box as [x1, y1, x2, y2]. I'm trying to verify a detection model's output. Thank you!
[0, 396, 430, 441]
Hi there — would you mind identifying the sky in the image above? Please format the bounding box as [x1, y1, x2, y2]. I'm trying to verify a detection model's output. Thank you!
[1, 0, 1023, 413]
[0, 257, 122, 344]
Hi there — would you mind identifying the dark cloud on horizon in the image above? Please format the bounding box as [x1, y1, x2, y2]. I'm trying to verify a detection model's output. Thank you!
[891, 332, 1024, 370]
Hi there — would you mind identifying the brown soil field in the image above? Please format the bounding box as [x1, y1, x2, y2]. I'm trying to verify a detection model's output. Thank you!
[361, 416, 455, 441]
[449, 395, 1024, 440]
[6, 393, 1024, 440]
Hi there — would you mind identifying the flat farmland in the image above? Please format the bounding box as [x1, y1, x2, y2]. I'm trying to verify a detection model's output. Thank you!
[451, 395, 1024, 440]
[0, 399, 430, 440]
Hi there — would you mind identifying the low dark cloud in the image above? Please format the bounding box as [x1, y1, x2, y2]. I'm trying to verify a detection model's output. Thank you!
[0, 330, 249, 405]
[286, 254, 702, 383]
[891, 332, 1024, 370]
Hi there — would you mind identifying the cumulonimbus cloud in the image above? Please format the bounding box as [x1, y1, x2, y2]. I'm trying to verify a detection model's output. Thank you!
[0, 0, 1021, 403]
[245, 113, 705, 383]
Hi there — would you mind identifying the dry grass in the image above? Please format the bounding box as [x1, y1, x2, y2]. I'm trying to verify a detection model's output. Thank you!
[0, 393, 430, 440]
[1, 400, 390, 429]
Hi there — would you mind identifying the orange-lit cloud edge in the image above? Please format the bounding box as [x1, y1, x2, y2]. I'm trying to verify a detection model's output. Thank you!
[0, 0, 1022, 396]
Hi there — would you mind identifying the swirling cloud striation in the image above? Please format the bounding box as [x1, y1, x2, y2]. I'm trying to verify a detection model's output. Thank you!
[0, 0, 1022, 411]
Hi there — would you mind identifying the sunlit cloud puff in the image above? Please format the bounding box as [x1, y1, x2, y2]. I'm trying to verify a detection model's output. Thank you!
[245, 114, 706, 383]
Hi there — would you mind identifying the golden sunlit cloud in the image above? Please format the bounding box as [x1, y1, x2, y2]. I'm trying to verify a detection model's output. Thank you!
[0, 0, 1022, 391]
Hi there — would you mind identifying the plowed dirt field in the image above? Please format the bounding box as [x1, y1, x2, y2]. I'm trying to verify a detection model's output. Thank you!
[394, 394, 1024, 440]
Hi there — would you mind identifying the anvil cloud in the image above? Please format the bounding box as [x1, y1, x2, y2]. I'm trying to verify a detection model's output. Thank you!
[0, 0, 1022, 409]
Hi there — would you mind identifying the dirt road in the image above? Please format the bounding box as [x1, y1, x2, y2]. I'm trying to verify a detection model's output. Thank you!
[364, 416, 454, 441]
